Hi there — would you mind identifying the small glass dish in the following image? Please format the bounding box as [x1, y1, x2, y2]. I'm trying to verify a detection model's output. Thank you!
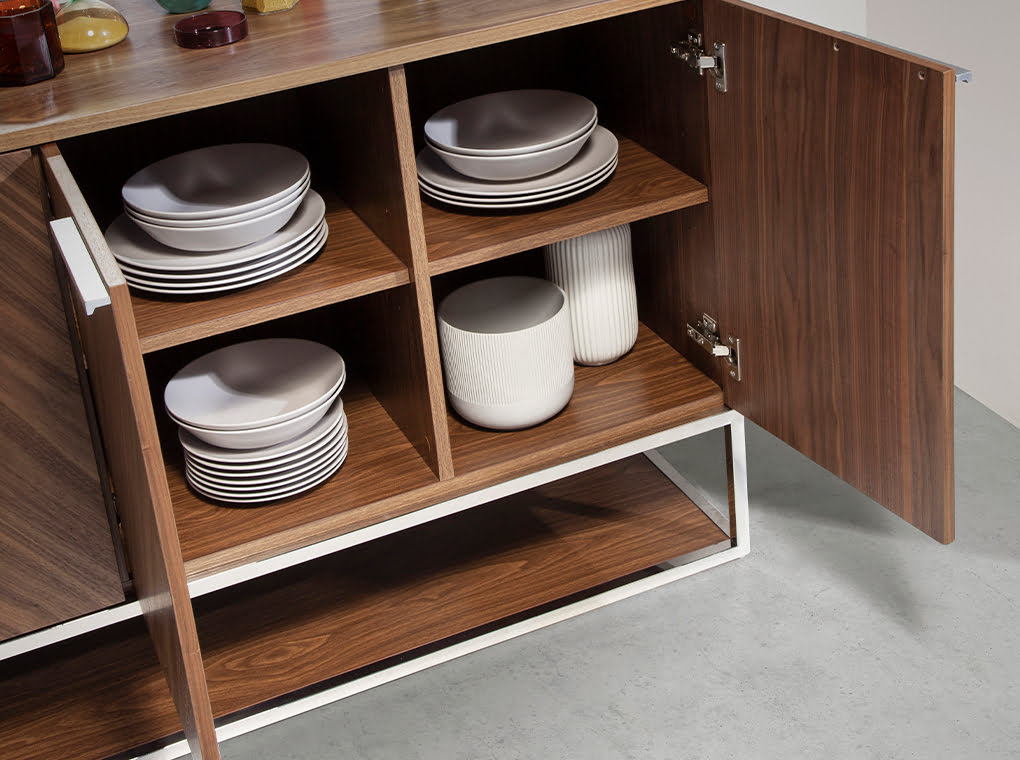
[172, 9, 247, 49]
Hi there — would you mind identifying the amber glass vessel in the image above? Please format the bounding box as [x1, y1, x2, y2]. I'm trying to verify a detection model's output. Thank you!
[0, 0, 64, 86]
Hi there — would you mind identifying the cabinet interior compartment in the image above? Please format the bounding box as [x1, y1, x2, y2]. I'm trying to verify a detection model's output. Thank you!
[54, 68, 419, 355]
[141, 296, 442, 580]
[191, 454, 730, 720]
[429, 250, 727, 480]
[0, 619, 183, 760]
[402, 19, 711, 279]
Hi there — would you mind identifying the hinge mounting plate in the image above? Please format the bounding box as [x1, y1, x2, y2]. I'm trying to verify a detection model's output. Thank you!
[670, 32, 728, 92]
[687, 313, 741, 381]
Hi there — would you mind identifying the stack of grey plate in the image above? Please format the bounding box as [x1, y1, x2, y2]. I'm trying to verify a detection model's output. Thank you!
[165, 338, 348, 504]
[106, 144, 328, 295]
[418, 90, 618, 210]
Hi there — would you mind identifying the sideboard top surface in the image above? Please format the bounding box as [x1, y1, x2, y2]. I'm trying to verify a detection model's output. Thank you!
[0, 0, 675, 152]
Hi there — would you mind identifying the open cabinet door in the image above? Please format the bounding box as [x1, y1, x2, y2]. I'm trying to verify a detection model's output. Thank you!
[0, 149, 125, 640]
[702, 0, 955, 542]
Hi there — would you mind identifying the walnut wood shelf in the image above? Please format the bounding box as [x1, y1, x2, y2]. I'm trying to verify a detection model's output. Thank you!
[0, 620, 181, 760]
[423, 137, 709, 274]
[193, 454, 728, 718]
[170, 324, 723, 581]
[132, 198, 410, 353]
[449, 323, 724, 476]
[171, 384, 439, 579]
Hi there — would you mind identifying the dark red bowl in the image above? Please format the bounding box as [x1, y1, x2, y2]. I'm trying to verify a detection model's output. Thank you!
[173, 10, 248, 49]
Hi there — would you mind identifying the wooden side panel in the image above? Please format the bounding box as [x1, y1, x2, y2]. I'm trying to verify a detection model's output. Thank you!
[40, 146, 221, 759]
[704, 0, 955, 541]
[0, 149, 124, 640]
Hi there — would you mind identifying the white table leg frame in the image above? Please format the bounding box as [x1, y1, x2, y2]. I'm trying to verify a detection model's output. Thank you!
[130, 410, 751, 760]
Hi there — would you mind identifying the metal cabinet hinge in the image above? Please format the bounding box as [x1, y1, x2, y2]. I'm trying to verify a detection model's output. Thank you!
[687, 313, 741, 381]
[670, 32, 728, 93]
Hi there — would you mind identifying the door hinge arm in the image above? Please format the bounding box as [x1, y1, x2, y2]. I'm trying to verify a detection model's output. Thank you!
[670, 32, 728, 93]
[687, 313, 741, 381]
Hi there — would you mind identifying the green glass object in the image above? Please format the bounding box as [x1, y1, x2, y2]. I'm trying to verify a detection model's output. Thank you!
[155, 0, 210, 13]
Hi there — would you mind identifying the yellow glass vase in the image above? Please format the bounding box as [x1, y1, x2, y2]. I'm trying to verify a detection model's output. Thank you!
[56, 0, 128, 53]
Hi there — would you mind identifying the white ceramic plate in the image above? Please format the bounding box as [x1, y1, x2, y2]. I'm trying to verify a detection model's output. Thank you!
[179, 401, 346, 464]
[417, 127, 617, 196]
[126, 175, 311, 229]
[424, 90, 597, 156]
[165, 339, 345, 431]
[420, 161, 616, 210]
[186, 438, 348, 491]
[420, 159, 617, 207]
[117, 220, 325, 281]
[123, 223, 327, 294]
[122, 144, 310, 219]
[185, 420, 347, 478]
[427, 121, 596, 181]
[417, 157, 615, 202]
[107, 191, 326, 271]
[186, 446, 347, 503]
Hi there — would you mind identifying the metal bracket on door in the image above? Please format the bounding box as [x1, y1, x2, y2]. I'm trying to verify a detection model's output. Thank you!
[670, 32, 728, 92]
[687, 313, 741, 381]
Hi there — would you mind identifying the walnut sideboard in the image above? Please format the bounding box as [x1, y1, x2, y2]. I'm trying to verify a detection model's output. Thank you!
[0, 1, 956, 758]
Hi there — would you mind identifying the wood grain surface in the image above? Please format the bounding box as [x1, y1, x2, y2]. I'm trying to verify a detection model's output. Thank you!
[388, 66, 457, 482]
[703, 0, 955, 541]
[323, 66, 453, 478]
[0, 620, 183, 760]
[447, 323, 724, 474]
[129, 197, 410, 353]
[171, 324, 723, 580]
[0, 0, 680, 153]
[42, 147, 221, 758]
[0, 150, 123, 641]
[169, 383, 440, 577]
[192, 455, 728, 717]
[422, 136, 708, 273]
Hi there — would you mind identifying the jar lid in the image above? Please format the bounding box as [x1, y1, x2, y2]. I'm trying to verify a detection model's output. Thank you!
[173, 10, 247, 49]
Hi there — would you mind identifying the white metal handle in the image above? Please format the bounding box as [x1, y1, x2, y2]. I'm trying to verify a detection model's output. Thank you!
[50, 217, 110, 316]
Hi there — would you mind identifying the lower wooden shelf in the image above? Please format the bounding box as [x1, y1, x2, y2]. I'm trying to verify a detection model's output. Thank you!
[193, 454, 728, 718]
[0, 619, 181, 760]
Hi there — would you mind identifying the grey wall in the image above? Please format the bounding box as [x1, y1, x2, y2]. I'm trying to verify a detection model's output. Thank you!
[747, 0, 865, 32]
[867, 0, 1020, 428]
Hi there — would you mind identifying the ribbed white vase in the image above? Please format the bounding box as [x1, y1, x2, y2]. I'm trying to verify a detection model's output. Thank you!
[544, 223, 638, 366]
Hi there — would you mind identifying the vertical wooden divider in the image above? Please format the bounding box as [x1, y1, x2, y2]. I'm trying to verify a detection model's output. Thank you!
[41, 146, 220, 760]
[386, 66, 455, 480]
[311, 67, 453, 480]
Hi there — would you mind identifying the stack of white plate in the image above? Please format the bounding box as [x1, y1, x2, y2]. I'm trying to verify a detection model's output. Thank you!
[418, 90, 618, 210]
[165, 339, 348, 504]
[105, 192, 328, 295]
[107, 144, 327, 295]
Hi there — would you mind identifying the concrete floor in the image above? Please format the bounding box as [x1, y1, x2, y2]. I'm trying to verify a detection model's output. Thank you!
[220, 390, 1020, 760]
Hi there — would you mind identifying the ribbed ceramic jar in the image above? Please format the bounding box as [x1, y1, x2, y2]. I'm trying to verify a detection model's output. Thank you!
[544, 223, 638, 366]
[437, 276, 574, 431]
